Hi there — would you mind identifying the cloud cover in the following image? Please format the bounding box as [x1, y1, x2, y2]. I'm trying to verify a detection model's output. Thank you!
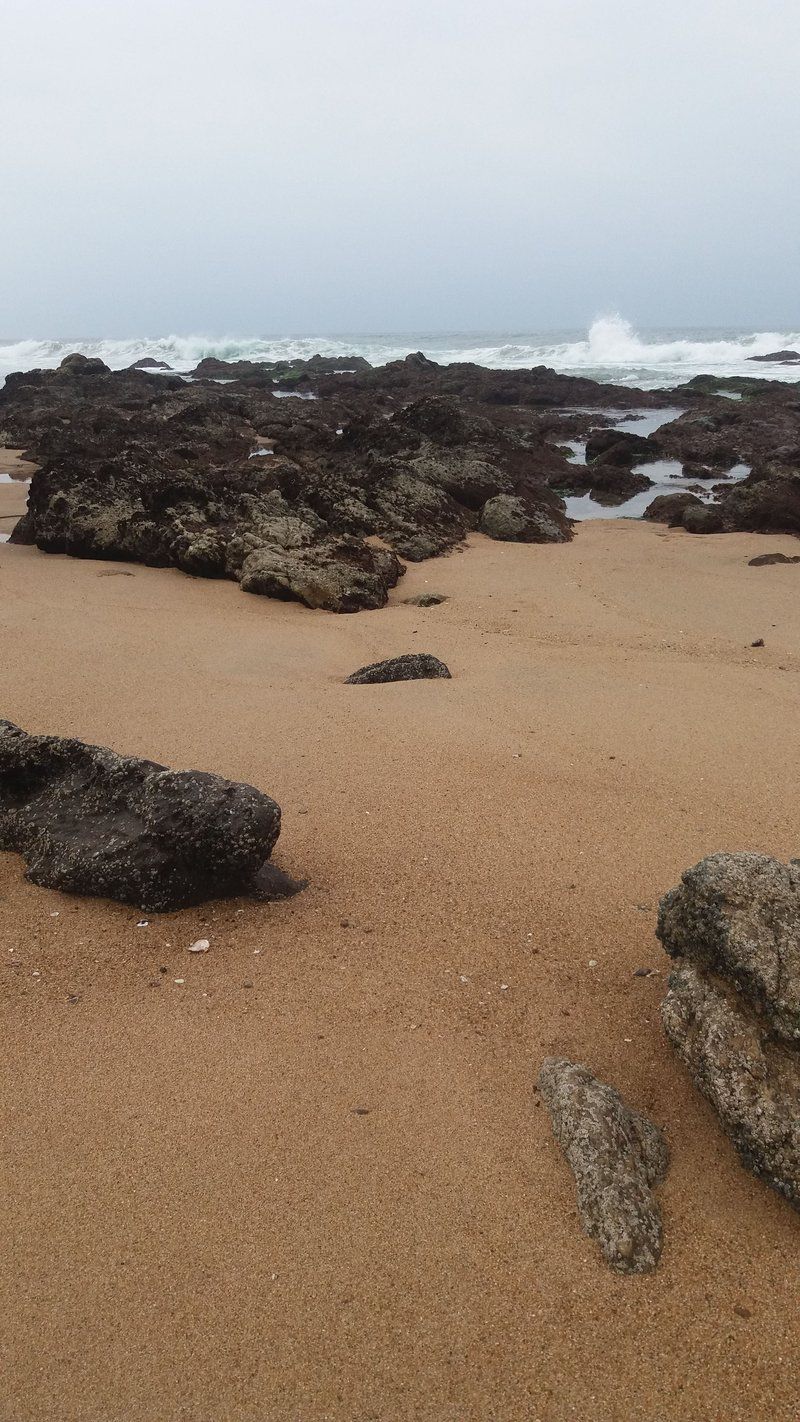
[2, 0, 799, 334]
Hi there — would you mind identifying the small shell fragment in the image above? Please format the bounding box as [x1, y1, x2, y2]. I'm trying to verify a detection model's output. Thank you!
[188, 939, 210, 954]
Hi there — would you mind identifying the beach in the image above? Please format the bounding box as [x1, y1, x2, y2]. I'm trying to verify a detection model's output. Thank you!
[2, 521, 799, 1422]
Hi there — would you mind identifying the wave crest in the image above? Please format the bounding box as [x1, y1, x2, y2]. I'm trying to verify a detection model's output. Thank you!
[2, 316, 799, 389]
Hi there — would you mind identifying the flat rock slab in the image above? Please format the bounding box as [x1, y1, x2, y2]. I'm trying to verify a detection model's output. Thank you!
[403, 593, 448, 607]
[538, 1057, 668, 1274]
[748, 553, 800, 566]
[345, 654, 452, 684]
[0, 720, 283, 912]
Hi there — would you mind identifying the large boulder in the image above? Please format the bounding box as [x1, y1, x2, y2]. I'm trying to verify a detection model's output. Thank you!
[682, 503, 723, 534]
[643, 492, 703, 525]
[55, 352, 112, 377]
[538, 1058, 669, 1274]
[0, 720, 284, 912]
[717, 470, 800, 535]
[479, 492, 569, 543]
[658, 853, 800, 1207]
[239, 536, 403, 612]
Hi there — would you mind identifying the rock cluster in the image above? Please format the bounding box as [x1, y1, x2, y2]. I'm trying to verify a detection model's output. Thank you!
[1, 355, 593, 613]
[538, 1057, 669, 1274]
[0, 720, 286, 911]
[5, 353, 800, 601]
[658, 853, 800, 1207]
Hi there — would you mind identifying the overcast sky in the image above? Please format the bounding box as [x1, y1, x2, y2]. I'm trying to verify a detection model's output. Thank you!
[2, 0, 799, 335]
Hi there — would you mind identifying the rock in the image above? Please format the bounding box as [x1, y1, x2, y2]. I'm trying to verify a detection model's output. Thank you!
[662, 964, 799, 1208]
[538, 1057, 669, 1274]
[239, 537, 403, 612]
[584, 429, 661, 465]
[747, 350, 800, 363]
[751, 637, 765, 647]
[559, 462, 653, 499]
[682, 504, 724, 534]
[717, 470, 800, 535]
[589, 466, 652, 499]
[658, 853, 800, 1207]
[658, 853, 800, 1043]
[130, 358, 172, 370]
[748, 552, 800, 566]
[0, 720, 284, 912]
[643, 492, 703, 525]
[479, 492, 569, 543]
[55, 353, 111, 377]
[404, 593, 448, 606]
[682, 462, 721, 480]
[345, 653, 451, 684]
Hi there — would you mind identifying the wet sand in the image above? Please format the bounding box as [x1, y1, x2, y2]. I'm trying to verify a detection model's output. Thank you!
[2, 523, 799, 1421]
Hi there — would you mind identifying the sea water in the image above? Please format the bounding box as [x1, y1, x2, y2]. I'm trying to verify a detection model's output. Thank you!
[1, 316, 800, 390]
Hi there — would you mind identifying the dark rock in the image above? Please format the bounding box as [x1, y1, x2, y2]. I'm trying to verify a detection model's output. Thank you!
[643, 492, 703, 525]
[403, 593, 448, 606]
[748, 552, 800, 566]
[0, 720, 283, 911]
[130, 358, 172, 370]
[716, 470, 800, 535]
[751, 638, 765, 647]
[585, 429, 661, 465]
[658, 853, 800, 1207]
[55, 353, 112, 377]
[345, 653, 451, 684]
[747, 350, 800, 364]
[478, 492, 569, 543]
[682, 504, 724, 534]
[538, 1057, 669, 1274]
[682, 462, 722, 480]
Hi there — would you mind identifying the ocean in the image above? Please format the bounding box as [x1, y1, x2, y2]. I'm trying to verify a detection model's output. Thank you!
[1, 315, 799, 390]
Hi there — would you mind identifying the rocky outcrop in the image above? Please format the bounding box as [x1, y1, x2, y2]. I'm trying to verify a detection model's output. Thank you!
[658, 853, 800, 1207]
[748, 350, 800, 364]
[538, 1057, 669, 1274]
[0, 720, 285, 911]
[345, 653, 451, 684]
[1, 358, 593, 610]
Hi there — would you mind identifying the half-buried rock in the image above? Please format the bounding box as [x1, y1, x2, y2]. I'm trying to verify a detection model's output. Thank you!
[0, 720, 287, 912]
[658, 853, 800, 1208]
[345, 654, 451, 684]
[538, 1057, 669, 1274]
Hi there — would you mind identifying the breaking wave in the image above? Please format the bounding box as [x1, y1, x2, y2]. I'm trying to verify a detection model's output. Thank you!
[2, 316, 799, 389]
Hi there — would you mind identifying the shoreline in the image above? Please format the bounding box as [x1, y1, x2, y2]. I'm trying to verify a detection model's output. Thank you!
[3, 523, 800, 1421]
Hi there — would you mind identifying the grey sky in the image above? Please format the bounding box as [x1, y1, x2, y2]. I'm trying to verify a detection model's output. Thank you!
[3, 0, 799, 335]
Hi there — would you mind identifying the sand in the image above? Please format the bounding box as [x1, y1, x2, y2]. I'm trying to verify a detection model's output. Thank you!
[2, 522, 799, 1421]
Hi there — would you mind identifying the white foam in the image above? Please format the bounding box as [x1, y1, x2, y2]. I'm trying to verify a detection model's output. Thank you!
[1, 316, 799, 389]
